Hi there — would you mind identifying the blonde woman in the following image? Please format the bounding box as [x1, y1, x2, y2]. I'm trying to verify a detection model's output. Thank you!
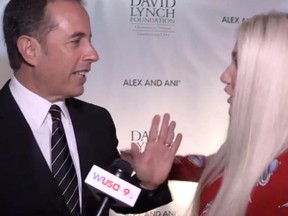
[170, 12, 288, 216]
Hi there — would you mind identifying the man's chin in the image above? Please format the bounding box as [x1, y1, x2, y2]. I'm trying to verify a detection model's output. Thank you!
[67, 89, 84, 98]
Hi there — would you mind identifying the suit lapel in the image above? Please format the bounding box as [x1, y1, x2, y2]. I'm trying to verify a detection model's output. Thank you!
[0, 81, 71, 215]
[66, 99, 91, 177]
[66, 98, 100, 216]
[0, 82, 50, 176]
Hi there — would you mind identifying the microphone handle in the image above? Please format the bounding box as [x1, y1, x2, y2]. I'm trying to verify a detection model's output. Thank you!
[96, 196, 111, 216]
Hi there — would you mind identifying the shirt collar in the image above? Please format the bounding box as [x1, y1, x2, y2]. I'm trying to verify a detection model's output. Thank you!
[9, 76, 69, 128]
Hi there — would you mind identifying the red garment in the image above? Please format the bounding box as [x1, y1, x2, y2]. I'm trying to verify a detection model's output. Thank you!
[169, 152, 288, 215]
[169, 155, 206, 181]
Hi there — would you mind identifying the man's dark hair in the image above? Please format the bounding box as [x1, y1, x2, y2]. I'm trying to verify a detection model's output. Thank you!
[3, 0, 83, 71]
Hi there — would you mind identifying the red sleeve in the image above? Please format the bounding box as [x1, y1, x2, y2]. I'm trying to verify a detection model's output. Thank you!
[169, 155, 206, 182]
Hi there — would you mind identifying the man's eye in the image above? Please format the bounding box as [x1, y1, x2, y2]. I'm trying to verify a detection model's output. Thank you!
[71, 39, 81, 44]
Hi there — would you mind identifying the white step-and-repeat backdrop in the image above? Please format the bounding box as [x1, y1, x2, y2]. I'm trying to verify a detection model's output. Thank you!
[0, 0, 288, 215]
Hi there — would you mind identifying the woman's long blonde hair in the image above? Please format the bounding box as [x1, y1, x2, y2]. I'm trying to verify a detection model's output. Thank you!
[190, 12, 288, 216]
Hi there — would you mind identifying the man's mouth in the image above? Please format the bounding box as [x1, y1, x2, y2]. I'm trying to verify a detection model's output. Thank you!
[73, 70, 89, 77]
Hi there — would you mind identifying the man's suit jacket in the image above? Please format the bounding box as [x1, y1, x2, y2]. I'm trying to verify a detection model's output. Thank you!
[0, 81, 171, 216]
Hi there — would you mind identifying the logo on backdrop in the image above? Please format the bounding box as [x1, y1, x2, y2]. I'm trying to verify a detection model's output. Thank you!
[131, 130, 150, 151]
[130, 0, 176, 37]
[221, 16, 249, 24]
[123, 79, 181, 87]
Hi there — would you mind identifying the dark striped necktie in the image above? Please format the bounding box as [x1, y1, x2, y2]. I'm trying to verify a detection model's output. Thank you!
[49, 105, 80, 216]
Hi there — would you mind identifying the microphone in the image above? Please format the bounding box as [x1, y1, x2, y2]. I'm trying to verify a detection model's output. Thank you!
[84, 159, 141, 215]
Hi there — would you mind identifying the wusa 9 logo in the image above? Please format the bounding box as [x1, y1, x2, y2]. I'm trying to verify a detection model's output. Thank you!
[85, 165, 141, 206]
[93, 172, 127, 193]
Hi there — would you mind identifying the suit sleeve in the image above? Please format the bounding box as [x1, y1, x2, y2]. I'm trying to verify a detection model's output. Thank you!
[168, 155, 207, 182]
[116, 154, 208, 214]
[112, 177, 172, 214]
[79, 102, 172, 214]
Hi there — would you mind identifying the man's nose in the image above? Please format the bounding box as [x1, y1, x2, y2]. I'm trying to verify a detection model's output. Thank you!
[84, 44, 99, 63]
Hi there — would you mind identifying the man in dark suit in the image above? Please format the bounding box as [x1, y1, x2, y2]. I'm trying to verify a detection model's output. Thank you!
[0, 0, 182, 215]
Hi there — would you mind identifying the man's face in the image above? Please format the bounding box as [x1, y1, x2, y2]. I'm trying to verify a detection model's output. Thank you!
[33, 1, 98, 102]
[220, 44, 237, 115]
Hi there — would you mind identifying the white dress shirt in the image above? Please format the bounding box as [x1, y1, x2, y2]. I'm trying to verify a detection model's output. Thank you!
[9, 76, 83, 208]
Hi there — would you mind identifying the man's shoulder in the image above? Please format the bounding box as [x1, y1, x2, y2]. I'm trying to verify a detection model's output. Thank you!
[66, 97, 112, 118]
[66, 98, 116, 128]
[0, 80, 11, 98]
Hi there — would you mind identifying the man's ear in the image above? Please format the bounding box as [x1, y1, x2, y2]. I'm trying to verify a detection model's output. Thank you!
[16, 35, 41, 66]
